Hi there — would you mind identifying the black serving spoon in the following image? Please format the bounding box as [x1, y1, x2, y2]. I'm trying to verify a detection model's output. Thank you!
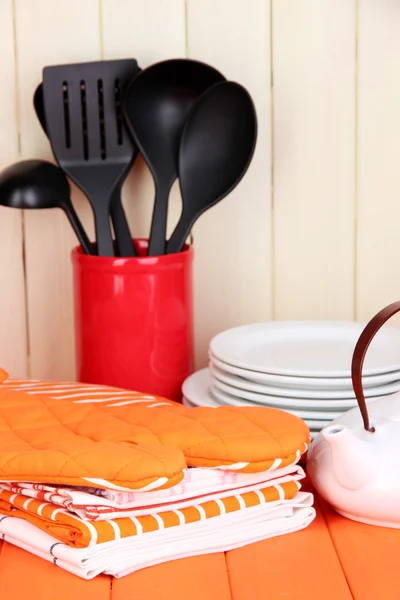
[166, 81, 257, 254]
[124, 58, 225, 256]
[0, 159, 93, 254]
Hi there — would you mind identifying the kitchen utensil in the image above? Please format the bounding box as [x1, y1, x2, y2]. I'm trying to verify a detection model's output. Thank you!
[124, 58, 225, 256]
[0, 159, 93, 254]
[209, 363, 400, 400]
[308, 300, 400, 529]
[209, 352, 400, 390]
[210, 321, 400, 377]
[34, 82, 136, 258]
[42, 59, 140, 256]
[166, 81, 257, 254]
[33, 83, 46, 133]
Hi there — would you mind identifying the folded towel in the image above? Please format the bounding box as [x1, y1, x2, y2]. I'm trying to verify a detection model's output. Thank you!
[0, 491, 315, 579]
[0, 478, 302, 547]
[0, 464, 305, 520]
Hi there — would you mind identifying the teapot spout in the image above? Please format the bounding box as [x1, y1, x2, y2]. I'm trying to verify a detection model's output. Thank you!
[322, 424, 379, 490]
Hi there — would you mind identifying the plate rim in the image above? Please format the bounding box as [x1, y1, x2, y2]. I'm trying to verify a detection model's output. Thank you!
[210, 320, 400, 377]
[210, 379, 359, 410]
[209, 352, 400, 389]
[184, 367, 362, 411]
[209, 363, 400, 399]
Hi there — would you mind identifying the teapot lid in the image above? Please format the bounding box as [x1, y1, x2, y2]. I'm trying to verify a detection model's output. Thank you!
[352, 301, 400, 432]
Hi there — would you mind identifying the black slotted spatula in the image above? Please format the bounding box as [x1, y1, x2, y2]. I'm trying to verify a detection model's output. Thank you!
[42, 59, 140, 256]
[34, 81, 138, 257]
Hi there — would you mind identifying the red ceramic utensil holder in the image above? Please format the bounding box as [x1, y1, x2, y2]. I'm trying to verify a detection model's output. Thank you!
[71, 239, 194, 401]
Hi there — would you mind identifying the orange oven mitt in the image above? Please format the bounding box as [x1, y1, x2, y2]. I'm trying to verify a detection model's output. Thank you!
[0, 377, 310, 491]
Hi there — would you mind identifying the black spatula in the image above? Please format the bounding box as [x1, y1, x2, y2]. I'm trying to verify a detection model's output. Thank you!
[42, 59, 140, 256]
[34, 81, 138, 257]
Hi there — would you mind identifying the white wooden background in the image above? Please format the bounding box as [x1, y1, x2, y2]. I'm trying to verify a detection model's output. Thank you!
[0, 0, 398, 382]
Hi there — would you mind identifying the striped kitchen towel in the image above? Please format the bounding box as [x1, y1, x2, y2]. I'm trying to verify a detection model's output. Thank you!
[0, 478, 302, 547]
[0, 491, 316, 579]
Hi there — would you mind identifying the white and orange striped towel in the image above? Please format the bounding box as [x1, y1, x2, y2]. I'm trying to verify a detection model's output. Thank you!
[0, 491, 315, 579]
[0, 471, 304, 546]
[0, 464, 306, 521]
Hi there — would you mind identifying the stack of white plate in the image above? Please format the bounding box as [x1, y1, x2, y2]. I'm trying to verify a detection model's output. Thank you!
[182, 321, 400, 438]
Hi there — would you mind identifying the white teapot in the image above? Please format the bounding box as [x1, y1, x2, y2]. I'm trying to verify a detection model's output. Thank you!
[307, 301, 400, 528]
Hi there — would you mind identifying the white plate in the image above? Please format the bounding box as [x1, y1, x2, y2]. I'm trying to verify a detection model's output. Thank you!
[184, 368, 355, 413]
[209, 353, 400, 390]
[302, 419, 331, 428]
[182, 397, 202, 408]
[210, 364, 400, 400]
[182, 395, 332, 430]
[210, 321, 400, 377]
[210, 387, 342, 419]
[182, 379, 333, 436]
[209, 379, 360, 410]
[210, 378, 361, 409]
[181, 379, 220, 407]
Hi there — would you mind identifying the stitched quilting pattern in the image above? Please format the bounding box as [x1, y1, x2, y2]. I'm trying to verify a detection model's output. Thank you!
[0, 378, 310, 490]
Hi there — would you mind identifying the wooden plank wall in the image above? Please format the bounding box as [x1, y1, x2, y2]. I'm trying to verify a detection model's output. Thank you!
[0, 0, 398, 381]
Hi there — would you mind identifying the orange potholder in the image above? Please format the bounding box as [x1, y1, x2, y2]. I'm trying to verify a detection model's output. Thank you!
[0, 378, 310, 491]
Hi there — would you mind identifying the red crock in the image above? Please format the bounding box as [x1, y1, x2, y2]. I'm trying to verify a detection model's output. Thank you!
[71, 239, 194, 401]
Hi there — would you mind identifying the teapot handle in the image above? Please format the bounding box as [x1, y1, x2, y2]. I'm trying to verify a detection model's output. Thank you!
[352, 300, 400, 432]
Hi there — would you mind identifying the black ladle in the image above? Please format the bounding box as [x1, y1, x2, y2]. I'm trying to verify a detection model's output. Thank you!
[167, 81, 257, 254]
[124, 58, 225, 256]
[34, 83, 136, 257]
[0, 159, 93, 254]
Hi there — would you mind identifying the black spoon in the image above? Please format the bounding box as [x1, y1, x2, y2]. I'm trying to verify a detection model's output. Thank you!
[33, 82, 136, 257]
[0, 159, 93, 254]
[166, 81, 257, 254]
[124, 58, 225, 256]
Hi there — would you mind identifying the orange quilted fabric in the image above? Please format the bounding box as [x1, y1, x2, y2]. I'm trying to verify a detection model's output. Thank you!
[0, 377, 310, 491]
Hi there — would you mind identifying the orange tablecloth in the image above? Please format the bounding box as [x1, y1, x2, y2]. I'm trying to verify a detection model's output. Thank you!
[0, 487, 397, 599]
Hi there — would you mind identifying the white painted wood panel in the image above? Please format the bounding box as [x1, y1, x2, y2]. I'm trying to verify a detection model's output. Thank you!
[13, 0, 100, 380]
[2, 0, 400, 385]
[272, 0, 356, 320]
[0, 1, 28, 377]
[186, 0, 273, 367]
[357, 0, 400, 324]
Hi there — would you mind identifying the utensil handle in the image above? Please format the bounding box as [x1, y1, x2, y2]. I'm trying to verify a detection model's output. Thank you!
[93, 204, 115, 257]
[352, 300, 400, 432]
[148, 184, 170, 256]
[64, 204, 94, 255]
[166, 212, 193, 254]
[110, 184, 136, 257]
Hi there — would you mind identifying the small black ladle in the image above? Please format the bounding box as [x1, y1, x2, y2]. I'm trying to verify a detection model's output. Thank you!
[0, 159, 93, 254]
[166, 81, 257, 254]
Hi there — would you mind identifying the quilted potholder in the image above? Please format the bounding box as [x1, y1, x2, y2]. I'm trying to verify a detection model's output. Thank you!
[0, 378, 310, 491]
